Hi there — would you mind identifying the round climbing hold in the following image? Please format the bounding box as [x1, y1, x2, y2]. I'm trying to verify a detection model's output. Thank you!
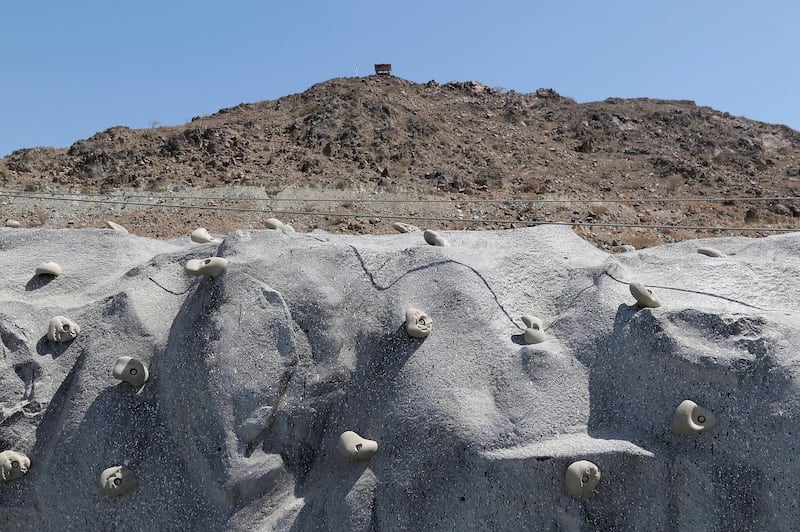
[672, 399, 716, 436]
[565, 460, 601, 498]
[35, 261, 63, 277]
[0, 450, 30, 481]
[338, 431, 378, 460]
[629, 281, 661, 308]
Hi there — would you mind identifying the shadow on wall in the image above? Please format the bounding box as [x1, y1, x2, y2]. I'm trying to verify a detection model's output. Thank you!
[25, 275, 55, 291]
[284, 325, 424, 529]
[35, 336, 71, 358]
[582, 303, 790, 530]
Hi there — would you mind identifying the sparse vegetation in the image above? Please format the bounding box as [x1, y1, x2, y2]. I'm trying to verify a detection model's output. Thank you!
[0, 75, 798, 249]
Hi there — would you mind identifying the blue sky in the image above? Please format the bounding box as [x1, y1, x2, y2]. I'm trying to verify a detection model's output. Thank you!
[1, 1, 798, 157]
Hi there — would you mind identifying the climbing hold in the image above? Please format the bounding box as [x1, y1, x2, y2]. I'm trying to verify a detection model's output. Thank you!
[423, 229, 450, 247]
[113, 356, 149, 387]
[338, 431, 378, 460]
[98, 466, 138, 497]
[521, 315, 543, 329]
[672, 400, 716, 436]
[265, 218, 284, 229]
[190, 227, 220, 244]
[4, 219, 21, 228]
[629, 281, 661, 308]
[35, 261, 62, 277]
[47, 316, 80, 343]
[0, 450, 30, 481]
[393, 221, 420, 233]
[405, 307, 432, 339]
[618, 244, 635, 253]
[106, 221, 129, 234]
[697, 247, 725, 257]
[185, 257, 228, 277]
[565, 460, 601, 498]
[521, 315, 546, 344]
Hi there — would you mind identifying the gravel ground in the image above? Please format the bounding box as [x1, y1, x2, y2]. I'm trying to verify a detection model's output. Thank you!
[2, 184, 795, 250]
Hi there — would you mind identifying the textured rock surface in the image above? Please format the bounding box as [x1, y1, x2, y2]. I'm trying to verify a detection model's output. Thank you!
[1, 225, 799, 531]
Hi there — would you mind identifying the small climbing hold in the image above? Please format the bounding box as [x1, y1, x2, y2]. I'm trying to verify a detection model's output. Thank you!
[0, 450, 30, 481]
[98, 466, 138, 497]
[265, 218, 284, 230]
[618, 244, 635, 253]
[672, 400, 716, 436]
[629, 281, 661, 308]
[47, 316, 80, 343]
[423, 229, 450, 247]
[697, 247, 725, 257]
[185, 257, 228, 277]
[565, 460, 601, 498]
[190, 227, 220, 244]
[4, 219, 21, 228]
[521, 315, 546, 344]
[106, 221, 129, 234]
[338, 431, 378, 460]
[113, 356, 149, 387]
[35, 261, 62, 277]
[405, 307, 432, 339]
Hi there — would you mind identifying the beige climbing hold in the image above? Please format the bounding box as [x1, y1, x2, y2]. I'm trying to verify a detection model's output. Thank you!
[405, 307, 432, 339]
[618, 244, 635, 252]
[190, 227, 220, 244]
[565, 460, 601, 498]
[265, 218, 284, 229]
[423, 229, 450, 247]
[113, 356, 149, 387]
[393, 221, 420, 233]
[47, 316, 80, 343]
[0, 450, 30, 481]
[338, 431, 378, 460]
[521, 315, 543, 329]
[98, 465, 138, 497]
[697, 247, 725, 257]
[629, 281, 661, 308]
[521, 315, 546, 344]
[672, 400, 716, 436]
[106, 221, 129, 234]
[4, 219, 21, 228]
[35, 261, 62, 277]
[185, 257, 228, 277]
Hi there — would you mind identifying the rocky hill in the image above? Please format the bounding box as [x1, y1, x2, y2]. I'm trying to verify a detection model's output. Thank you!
[2, 75, 799, 248]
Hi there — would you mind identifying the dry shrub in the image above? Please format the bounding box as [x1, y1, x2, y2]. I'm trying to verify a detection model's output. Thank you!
[620, 178, 647, 190]
[626, 231, 664, 249]
[665, 174, 684, 189]
[33, 207, 49, 226]
[520, 177, 543, 193]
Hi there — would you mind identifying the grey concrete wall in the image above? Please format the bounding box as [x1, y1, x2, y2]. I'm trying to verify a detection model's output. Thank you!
[1, 225, 798, 531]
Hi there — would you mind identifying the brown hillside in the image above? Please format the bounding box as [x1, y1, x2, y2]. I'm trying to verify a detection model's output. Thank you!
[2, 75, 799, 248]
